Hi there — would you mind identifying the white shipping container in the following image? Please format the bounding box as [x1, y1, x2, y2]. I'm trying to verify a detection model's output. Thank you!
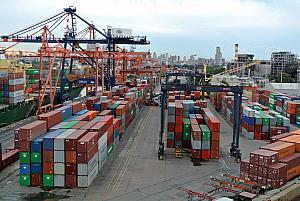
[54, 163, 65, 174]
[77, 163, 99, 188]
[77, 152, 99, 176]
[112, 28, 132, 38]
[54, 175, 65, 187]
[9, 90, 24, 97]
[9, 95, 24, 104]
[0, 71, 8, 78]
[9, 78, 24, 86]
[54, 129, 76, 150]
[54, 150, 65, 163]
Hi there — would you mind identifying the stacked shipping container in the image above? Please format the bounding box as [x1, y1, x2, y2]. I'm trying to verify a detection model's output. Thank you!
[167, 91, 221, 162]
[240, 129, 300, 189]
[18, 86, 146, 189]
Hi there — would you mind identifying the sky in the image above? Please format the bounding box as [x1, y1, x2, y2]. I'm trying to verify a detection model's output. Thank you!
[1, 0, 300, 60]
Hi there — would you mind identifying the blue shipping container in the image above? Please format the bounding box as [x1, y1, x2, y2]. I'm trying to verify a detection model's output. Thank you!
[243, 115, 255, 125]
[31, 132, 50, 152]
[188, 114, 196, 119]
[43, 129, 66, 150]
[55, 106, 72, 121]
[75, 109, 88, 115]
[20, 164, 30, 175]
[31, 164, 42, 174]
[94, 101, 102, 111]
[114, 128, 119, 140]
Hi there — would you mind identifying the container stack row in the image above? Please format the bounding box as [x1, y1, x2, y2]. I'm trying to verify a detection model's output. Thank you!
[25, 69, 39, 92]
[240, 129, 300, 189]
[258, 90, 300, 125]
[210, 92, 292, 141]
[166, 90, 220, 162]
[18, 86, 147, 189]
[0, 72, 25, 104]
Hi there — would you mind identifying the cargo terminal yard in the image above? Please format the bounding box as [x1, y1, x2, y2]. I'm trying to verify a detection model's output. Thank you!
[2, 6, 300, 201]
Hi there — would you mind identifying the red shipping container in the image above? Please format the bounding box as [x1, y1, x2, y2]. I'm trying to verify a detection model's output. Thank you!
[254, 131, 262, 140]
[175, 132, 182, 140]
[19, 141, 30, 152]
[267, 178, 286, 189]
[80, 121, 98, 130]
[208, 116, 220, 132]
[210, 149, 219, 159]
[175, 116, 183, 125]
[249, 164, 258, 174]
[211, 132, 220, 141]
[191, 149, 201, 159]
[240, 158, 250, 173]
[167, 123, 175, 132]
[211, 140, 219, 150]
[71, 121, 88, 129]
[250, 149, 279, 166]
[66, 151, 76, 163]
[31, 174, 42, 187]
[66, 175, 76, 189]
[240, 172, 249, 181]
[8, 72, 23, 79]
[65, 163, 76, 175]
[175, 106, 183, 116]
[8, 84, 23, 91]
[182, 140, 191, 149]
[101, 99, 113, 110]
[65, 129, 88, 151]
[90, 122, 107, 137]
[77, 144, 98, 164]
[43, 163, 54, 174]
[202, 150, 210, 159]
[257, 176, 267, 186]
[43, 150, 53, 163]
[100, 115, 114, 128]
[116, 105, 125, 116]
[103, 91, 112, 99]
[196, 114, 204, 124]
[69, 102, 82, 114]
[189, 119, 198, 125]
[167, 139, 174, 148]
[175, 125, 183, 132]
[19, 121, 47, 141]
[258, 166, 269, 178]
[268, 163, 287, 180]
[270, 132, 294, 143]
[77, 132, 98, 153]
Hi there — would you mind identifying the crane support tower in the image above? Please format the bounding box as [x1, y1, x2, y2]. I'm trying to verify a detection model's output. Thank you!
[158, 72, 243, 162]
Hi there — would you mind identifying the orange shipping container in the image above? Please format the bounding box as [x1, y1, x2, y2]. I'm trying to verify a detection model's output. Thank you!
[291, 129, 300, 135]
[286, 165, 300, 180]
[279, 135, 300, 152]
[260, 141, 295, 159]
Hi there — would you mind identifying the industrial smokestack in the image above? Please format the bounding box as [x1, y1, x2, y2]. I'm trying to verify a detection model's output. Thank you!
[234, 44, 239, 66]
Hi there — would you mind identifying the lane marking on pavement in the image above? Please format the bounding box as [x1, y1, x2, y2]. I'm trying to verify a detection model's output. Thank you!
[114, 107, 152, 190]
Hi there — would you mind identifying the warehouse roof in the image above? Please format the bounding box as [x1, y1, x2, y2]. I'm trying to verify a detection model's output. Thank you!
[265, 83, 300, 90]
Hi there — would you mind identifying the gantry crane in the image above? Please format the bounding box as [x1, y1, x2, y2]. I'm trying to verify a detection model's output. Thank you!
[0, 6, 150, 103]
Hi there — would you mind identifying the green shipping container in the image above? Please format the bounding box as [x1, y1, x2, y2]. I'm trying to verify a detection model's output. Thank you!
[107, 143, 114, 157]
[31, 152, 41, 163]
[200, 125, 211, 141]
[183, 131, 191, 140]
[26, 69, 39, 75]
[296, 115, 300, 121]
[183, 118, 190, 131]
[27, 79, 39, 84]
[61, 121, 79, 129]
[20, 175, 31, 186]
[43, 174, 54, 187]
[20, 152, 30, 164]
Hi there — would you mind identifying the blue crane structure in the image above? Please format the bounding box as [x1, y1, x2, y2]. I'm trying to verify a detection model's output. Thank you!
[0, 6, 150, 103]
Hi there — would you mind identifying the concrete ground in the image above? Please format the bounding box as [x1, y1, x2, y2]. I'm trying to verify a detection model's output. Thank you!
[0, 101, 269, 201]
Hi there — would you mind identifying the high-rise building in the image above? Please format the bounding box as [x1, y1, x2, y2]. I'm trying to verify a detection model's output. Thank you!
[271, 52, 298, 77]
[152, 52, 157, 59]
[214, 47, 222, 66]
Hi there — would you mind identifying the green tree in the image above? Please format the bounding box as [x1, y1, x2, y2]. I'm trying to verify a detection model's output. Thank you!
[275, 73, 295, 83]
[207, 66, 225, 75]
